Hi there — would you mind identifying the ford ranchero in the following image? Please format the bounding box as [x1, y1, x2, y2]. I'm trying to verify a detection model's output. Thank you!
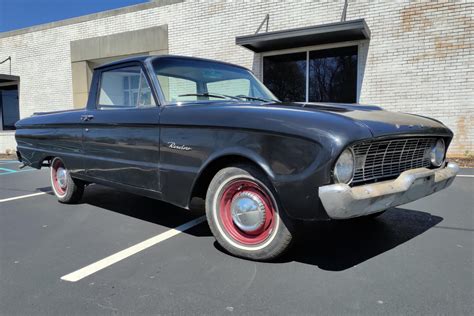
[15, 55, 459, 260]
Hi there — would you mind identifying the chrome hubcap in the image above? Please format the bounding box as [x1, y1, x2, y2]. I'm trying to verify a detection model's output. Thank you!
[56, 167, 67, 189]
[230, 191, 266, 232]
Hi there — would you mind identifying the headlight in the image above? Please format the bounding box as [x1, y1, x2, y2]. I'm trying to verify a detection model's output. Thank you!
[430, 139, 446, 167]
[334, 148, 355, 184]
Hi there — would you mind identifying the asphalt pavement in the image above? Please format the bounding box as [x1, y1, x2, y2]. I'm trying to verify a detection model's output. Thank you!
[0, 160, 473, 315]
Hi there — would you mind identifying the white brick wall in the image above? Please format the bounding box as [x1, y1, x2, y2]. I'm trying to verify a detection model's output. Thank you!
[0, 0, 472, 156]
[0, 131, 16, 153]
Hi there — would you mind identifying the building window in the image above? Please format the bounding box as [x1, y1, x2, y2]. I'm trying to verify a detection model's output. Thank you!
[0, 85, 20, 130]
[262, 52, 306, 102]
[263, 45, 358, 103]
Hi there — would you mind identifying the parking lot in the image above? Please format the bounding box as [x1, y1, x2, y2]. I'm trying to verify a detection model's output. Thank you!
[0, 159, 473, 315]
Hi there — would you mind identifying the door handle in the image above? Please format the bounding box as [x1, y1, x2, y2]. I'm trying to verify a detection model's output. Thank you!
[80, 114, 94, 122]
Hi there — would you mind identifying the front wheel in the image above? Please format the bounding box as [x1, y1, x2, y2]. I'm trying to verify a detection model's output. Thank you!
[205, 165, 293, 261]
[50, 157, 84, 203]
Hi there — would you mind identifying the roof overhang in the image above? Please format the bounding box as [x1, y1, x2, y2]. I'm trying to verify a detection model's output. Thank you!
[0, 74, 20, 85]
[236, 19, 370, 53]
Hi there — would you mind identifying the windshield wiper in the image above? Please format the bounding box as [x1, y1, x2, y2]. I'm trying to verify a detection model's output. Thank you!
[178, 93, 240, 100]
[235, 95, 280, 103]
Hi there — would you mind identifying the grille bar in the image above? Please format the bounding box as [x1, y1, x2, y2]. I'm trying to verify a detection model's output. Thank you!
[352, 137, 436, 184]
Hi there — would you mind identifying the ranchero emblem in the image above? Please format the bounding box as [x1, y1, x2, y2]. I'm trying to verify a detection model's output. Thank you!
[168, 142, 192, 151]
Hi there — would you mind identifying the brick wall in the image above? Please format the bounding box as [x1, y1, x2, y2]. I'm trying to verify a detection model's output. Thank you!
[0, 0, 472, 155]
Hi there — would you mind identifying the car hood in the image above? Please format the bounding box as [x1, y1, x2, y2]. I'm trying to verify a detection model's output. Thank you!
[269, 102, 452, 138]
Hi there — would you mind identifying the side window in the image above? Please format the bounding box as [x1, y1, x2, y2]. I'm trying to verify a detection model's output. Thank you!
[98, 66, 155, 108]
[138, 71, 156, 107]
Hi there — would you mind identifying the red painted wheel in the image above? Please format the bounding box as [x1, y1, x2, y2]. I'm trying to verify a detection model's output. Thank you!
[206, 165, 293, 261]
[218, 180, 276, 245]
[50, 157, 84, 203]
[51, 158, 68, 197]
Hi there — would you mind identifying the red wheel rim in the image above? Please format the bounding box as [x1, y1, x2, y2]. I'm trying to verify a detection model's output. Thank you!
[51, 159, 67, 196]
[218, 179, 276, 245]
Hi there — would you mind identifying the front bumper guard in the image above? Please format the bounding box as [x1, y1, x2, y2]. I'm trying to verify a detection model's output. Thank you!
[319, 162, 459, 219]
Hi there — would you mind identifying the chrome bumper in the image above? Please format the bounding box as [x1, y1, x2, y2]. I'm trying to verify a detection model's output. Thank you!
[319, 162, 459, 219]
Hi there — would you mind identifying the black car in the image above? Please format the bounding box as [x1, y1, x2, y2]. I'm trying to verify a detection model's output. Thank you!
[15, 55, 459, 260]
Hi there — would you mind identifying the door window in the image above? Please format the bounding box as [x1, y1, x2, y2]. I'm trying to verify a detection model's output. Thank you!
[98, 66, 156, 108]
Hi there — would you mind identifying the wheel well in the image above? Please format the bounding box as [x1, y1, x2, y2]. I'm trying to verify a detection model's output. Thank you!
[190, 155, 266, 201]
[42, 156, 54, 167]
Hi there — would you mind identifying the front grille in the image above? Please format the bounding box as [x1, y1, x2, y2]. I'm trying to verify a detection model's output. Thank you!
[352, 137, 437, 184]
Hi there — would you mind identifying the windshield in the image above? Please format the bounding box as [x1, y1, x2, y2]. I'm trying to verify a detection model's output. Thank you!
[152, 57, 278, 104]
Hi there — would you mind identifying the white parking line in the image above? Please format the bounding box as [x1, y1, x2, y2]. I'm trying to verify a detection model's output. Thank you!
[0, 191, 50, 203]
[457, 175, 474, 178]
[61, 216, 207, 282]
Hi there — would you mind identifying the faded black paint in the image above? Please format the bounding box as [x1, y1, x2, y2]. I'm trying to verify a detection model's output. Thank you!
[15, 55, 453, 220]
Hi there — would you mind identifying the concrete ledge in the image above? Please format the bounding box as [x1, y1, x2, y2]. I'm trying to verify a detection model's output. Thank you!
[0, 0, 183, 39]
[70, 25, 168, 62]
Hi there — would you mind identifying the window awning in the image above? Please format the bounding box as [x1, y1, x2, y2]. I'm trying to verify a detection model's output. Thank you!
[236, 19, 370, 53]
[0, 74, 19, 84]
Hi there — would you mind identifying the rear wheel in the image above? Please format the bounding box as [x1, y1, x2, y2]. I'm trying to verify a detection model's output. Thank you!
[50, 157, 84, 203]
[205, 165, 293, 261]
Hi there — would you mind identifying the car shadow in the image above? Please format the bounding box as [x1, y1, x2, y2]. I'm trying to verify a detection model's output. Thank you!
[38, 185, 442, 270]
[276, 208, 443, 271]
[38, 184, 210, 237]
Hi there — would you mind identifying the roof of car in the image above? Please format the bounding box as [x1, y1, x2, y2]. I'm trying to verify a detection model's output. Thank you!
[94, 54, 249, 71]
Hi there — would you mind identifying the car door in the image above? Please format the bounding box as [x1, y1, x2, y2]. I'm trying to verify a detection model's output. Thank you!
[82, 63, 161, 192]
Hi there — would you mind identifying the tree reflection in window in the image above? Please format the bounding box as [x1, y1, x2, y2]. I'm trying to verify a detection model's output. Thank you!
[263, 46, 358, 103]
[263, 52, 306, 102]
[309, 46, 357, 103]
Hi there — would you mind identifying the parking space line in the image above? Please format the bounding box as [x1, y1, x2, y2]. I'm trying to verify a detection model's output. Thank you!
[0, 167, 37, 175]
[0, 191, 50, 203]
[0, 160, 19, 164]
[457, 175, 474, 178]
[61, 216, 207, 282]
[0, 167, 16, 174]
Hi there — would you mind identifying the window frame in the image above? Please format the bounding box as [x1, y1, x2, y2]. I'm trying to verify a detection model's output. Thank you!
[260, 40, 368, 103]
[95, 62, 159, 110]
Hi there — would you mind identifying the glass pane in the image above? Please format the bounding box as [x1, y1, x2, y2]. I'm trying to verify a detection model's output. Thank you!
[138, 72, 156, 107]
[98, 66, 141, 107]
[0, 87, 20, 130]
[263, 52, 306, 102]
[157, 75, 197, 102]
[123, 77, 129, 90]
[308, 46, 357, 103]
[131, 75, 140, 89]
[153, 57, 276, 103]
[132, 92, 139, 107]
[207, 79, 250, 97]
